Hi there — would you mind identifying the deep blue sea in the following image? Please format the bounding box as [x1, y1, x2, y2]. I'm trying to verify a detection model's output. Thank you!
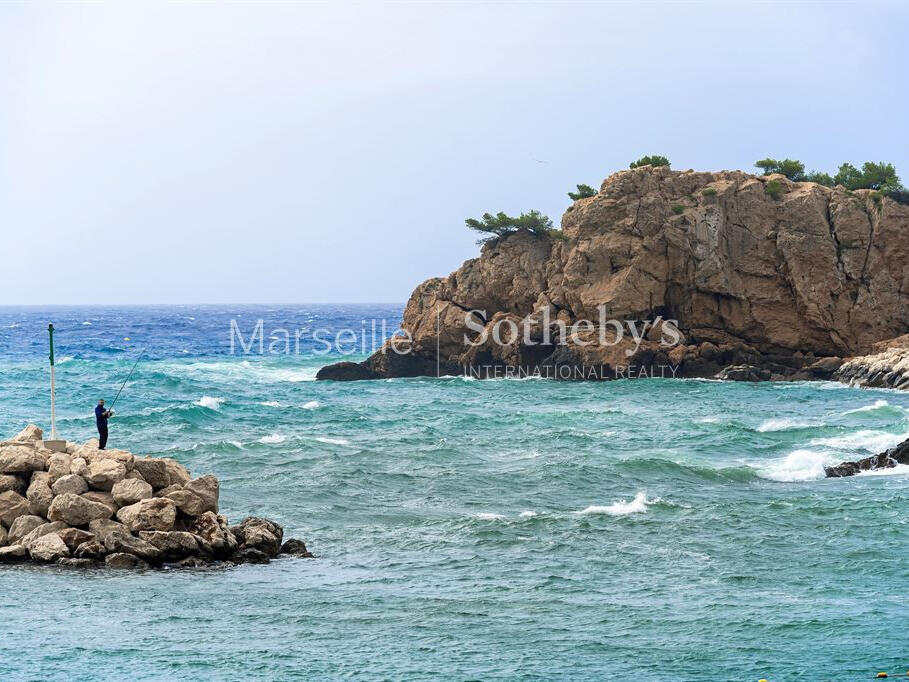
[1, 305, 908, 680]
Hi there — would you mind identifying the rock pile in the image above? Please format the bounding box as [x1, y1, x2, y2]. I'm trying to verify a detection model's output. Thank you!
[833, 335, 909, 390]
[0, 425, 313, 569]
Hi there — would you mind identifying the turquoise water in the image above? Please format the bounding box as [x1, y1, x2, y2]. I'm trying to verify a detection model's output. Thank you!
[1, 306, 909, 680]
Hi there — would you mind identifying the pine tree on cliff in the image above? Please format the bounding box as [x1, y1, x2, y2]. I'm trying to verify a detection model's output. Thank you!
[629, 155, 670, 169]
[465, 210, 555, 243]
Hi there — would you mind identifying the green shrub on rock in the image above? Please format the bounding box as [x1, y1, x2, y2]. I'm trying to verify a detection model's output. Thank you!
[630, 155, 670, 169]
[568, 184, 597, 201]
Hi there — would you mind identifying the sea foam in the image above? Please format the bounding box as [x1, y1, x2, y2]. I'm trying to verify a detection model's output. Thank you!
[195, 396, 224, 410]
[577, 491, 657, 516]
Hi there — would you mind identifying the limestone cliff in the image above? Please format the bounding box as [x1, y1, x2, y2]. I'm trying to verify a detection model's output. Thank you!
[318, 166, 909, 381]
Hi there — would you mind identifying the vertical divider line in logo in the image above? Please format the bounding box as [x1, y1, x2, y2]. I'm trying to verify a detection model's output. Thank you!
[436, 307, 441, 378]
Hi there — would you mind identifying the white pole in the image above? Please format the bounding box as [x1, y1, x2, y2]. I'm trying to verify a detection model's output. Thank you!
[50, 363, 57, 440]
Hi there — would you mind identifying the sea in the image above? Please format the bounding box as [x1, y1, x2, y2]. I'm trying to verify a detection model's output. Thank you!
[1, 304, 908, 680]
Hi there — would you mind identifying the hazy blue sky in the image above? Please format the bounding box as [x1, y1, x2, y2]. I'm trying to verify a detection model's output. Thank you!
[2, 1, 907, 304]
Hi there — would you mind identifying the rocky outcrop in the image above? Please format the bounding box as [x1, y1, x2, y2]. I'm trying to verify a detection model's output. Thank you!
[825, 437, 909, 477]
[0, 425, 314, 569]
[833, 335, 909, 390]
[319, 166, 909, 381]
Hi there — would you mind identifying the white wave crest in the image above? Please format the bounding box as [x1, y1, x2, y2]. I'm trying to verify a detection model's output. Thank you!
[302, 400, 320, 410]
[842, 399, 897, 415]
[315, 436, 349, 445]
[756, 417, 815, 432]
[260, 401, 285, 408]
[475, 512, 506, 520]
[577, 491, 658, 516]
[757, 449, 834, 482]
[519, 510, 538, 519]
[811, 429, 908, 453]
[82, 321, 92, 326]
[194, 396, 224, 410]
[258, 433, 286, 444]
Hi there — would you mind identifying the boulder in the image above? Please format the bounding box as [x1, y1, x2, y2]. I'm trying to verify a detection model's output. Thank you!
[230, 516, 283, 557]
[132, 458, 169, 489]
[105, 553, 149, 569]
[11, 424, 43, 442]
[116, 498, 176, 532]
[51, 473, 89, 497]
[0, 474, 26, 495]
[0, 544, 27, 562]
[26, 473, 53, 517]
[0, 490, 31, 527]
[47, 493, 113, 526]
[111, 478, 153, 506]
[102, 530, 161, 563]
[163, 488, 206, 517]
[29, 532, 70, 562]
[0, 445, 46, 474]
[233, 547, 270, 564]
[280, 538, 314, 557]
[184, 475, 219, 514]
[86, 459, 127, 491]
[82, 491, 118, 515]
[74, 540, 108, 560]
[0, 524, 6, 547]
[8, 515, 45, 544]
[20, 521, 69, 549]
[88, 519, 131, 545]
[188, 511, 238, 559]
[46, 453, 73, 483]
[70, 457, 89, 478]
[57, 557, 98, 568]
[57, 527, 95, 552]
[714, 364, 772, 382]
[163, 458, 191, 487]
[139, 530, 202, 561]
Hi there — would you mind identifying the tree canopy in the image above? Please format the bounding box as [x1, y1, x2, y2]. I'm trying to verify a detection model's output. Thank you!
[754, 158, 906, 201]
[629, 155, 670, 169]
[568, 184, 597, 201]
[465, 210, 557, 243]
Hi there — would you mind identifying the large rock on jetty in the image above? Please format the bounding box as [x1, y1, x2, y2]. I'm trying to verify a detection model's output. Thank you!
[0, 425, 313, 569]
[825, 437, 909, 477]
[317, 166, 909, 382]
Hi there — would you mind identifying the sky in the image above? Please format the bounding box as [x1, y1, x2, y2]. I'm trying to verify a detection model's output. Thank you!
[1, 1, 907, 305]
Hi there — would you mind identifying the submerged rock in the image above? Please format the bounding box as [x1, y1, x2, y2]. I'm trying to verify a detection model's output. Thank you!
[825, 438, 909, 477]
[0, 426, 314, 570]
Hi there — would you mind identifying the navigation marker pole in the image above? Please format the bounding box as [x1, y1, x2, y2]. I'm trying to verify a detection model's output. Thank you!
[49, 323, 58, 440]
[42, 324, 66, 451]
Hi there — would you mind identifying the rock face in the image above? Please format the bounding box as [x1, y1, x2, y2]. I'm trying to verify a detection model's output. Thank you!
[825, 437, 909, 477]
[0, 426, 314, 569]
[318, 167, 909, 381]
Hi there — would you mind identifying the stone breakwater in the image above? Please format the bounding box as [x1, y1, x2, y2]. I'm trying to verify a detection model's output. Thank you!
[0, 425, 313, 568]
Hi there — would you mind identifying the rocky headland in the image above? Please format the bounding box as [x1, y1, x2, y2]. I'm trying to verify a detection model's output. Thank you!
[0, 425, 312, 568]
[318, 165, 909, 387]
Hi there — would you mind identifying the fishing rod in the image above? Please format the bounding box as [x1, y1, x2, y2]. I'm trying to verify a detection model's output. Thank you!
[109, 348, 146, 412]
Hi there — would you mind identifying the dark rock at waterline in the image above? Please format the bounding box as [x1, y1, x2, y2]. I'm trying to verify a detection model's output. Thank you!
[315, 361, 379, 381]
[713, 364, 771, 382]
[825, 438, 909, 477]
[281, 538, 314, 557]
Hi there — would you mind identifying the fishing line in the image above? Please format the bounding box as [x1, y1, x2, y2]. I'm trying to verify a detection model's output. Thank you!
[109, 348, 146, 411]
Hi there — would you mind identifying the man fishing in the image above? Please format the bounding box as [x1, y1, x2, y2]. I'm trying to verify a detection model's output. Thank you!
[95, 399, 113, 449]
